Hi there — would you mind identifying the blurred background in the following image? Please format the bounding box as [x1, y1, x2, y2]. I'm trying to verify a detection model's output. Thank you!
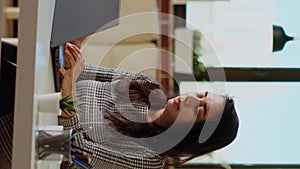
[1, 0, 300, 168]
[175, 0, 300, 168]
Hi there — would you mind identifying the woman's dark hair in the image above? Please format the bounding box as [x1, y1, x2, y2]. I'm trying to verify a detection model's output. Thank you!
[161, 97, 239, 165]
[104, 78, 239, 166]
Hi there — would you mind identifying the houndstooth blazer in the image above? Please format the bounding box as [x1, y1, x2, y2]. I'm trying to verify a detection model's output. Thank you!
[0, 64, 165, 169]
[58, 64, 166, 169]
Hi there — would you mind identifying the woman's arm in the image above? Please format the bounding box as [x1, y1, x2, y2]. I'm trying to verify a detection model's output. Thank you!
[57, 115, 165, 169]
[58, 42, 165, 169]
[78, 63, 158, 84]
[70, 35, 157, 84]
[59, 43, 84, 117]
[78, 138, 165, 169]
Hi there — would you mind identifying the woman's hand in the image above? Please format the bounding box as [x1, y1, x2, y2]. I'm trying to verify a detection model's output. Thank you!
[60, 43, 84, 98]
[70, 35, 89, 49]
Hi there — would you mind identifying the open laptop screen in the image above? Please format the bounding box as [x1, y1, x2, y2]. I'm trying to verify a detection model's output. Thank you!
[50, 0, 120, 92]
[50, 0, 120, 47]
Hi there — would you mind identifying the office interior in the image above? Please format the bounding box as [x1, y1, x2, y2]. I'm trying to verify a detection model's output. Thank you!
[1, 0, 300, 168]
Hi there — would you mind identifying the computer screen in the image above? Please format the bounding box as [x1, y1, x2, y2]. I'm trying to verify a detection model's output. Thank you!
[50, 0, 120, 47]
[0, 41, 17, 115]
[50, 0, 120, 92]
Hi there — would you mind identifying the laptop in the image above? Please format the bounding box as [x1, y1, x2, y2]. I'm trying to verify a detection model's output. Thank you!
[50, 0, 120, 92]
[50, 0, 120, 47]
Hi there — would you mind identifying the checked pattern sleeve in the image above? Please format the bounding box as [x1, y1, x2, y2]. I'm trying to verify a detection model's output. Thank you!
[0, 114, 13, 169]
[78, 63, 158, 85]
[58, 78, 165, 168]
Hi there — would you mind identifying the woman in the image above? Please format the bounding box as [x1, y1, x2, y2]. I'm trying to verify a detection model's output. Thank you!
[58, 43, 239, 168]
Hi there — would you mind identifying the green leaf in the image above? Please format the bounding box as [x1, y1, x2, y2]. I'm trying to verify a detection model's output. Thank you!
[59, 95, 81, 116]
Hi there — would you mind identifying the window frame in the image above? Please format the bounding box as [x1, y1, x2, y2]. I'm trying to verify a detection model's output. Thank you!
[174, 67, 300, 82]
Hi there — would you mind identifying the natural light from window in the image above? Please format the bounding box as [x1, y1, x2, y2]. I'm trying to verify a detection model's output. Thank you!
[182, 0, 300, 165]
[186, 0, 300, 67]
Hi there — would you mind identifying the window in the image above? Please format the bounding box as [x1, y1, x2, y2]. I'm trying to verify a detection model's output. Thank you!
[186, 0, 300, 68]
[173, 0, 300, 167]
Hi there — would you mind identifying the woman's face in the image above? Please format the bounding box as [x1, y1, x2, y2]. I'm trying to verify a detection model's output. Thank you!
[156, 92, 226, 127]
